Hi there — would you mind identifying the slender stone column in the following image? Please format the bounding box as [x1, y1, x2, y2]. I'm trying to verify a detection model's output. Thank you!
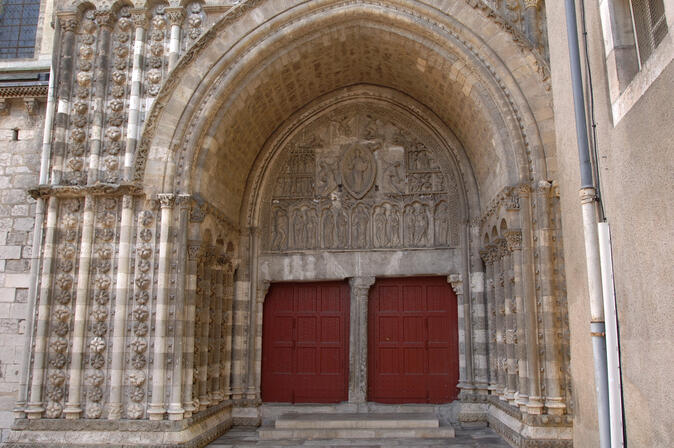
[449, 274, 474, 394]
[523, 0, 540, 47]
[182, 242, 201, 417]
[519, 185, 544, 414]
[251, 281, 270, 400]
[507, 230, 529, 410]
[502, 239, 518, 405]
[124, 9, 148, 181]
[209, 266, 224, 403]
[348, 276, 375, 404]
[108, 195, 135, 419]
[63, 195, 95, 419]
[246, 229, 261, 400]
[231, 260, 250, 400]
[536, 182, 566, 415]
[494, 240, 508, 399]
[198, 248, 213, 410]
[165, 7, 184, 72]
[50, 14, 78, 184]
[87, 10, 114, 183]
[470, 221, 489, 394]
[221, 269, 234, 399]
[167, 194, 190, 420]
[147, 193, 175, 420]
[480, 246, 497, 393]
[25, 197, 59, 418]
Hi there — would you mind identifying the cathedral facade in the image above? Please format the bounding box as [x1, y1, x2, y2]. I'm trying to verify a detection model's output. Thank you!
[0, 0, 671, 447]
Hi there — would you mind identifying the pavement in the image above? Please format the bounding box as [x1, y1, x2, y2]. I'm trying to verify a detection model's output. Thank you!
[208, 426, 512, 447]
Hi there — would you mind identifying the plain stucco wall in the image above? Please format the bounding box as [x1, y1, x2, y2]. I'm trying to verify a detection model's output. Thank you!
[547, 1, 674, 447]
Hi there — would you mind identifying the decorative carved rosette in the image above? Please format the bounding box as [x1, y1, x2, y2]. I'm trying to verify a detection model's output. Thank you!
[45, 199, 83, 418]
[184, 2, 205, 44]
[81, 198, 118, 418]
[100, 7, 133, 182]
[63, 10, 97, 186]
[125, 205, 156, 418]
[145, 5, 168, 96]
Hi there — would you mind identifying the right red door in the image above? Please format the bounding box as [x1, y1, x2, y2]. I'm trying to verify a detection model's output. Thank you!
[368, 276, 459, 403]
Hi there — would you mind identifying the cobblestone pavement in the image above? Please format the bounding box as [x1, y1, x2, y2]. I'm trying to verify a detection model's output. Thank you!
[208, 427, 511, 447]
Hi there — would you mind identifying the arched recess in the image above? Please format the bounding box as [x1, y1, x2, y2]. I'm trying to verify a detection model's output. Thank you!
[132, 0, 560, 415]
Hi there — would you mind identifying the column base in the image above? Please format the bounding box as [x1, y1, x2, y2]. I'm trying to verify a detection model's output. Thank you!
[107, 403, 122, 420]
[24, 403, 44, 420]
[545, 398, 567, 415]
[526, 396, 545, 415]
[62, 404, 82, 419]
[167, 404, 185, 420]
[147, 406, 166, 420]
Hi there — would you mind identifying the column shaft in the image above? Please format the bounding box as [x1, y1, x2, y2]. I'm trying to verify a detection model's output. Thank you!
[348, 277, 375, 404]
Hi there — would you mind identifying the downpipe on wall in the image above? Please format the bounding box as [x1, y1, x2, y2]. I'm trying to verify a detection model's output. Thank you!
[564, 0, 612, 447]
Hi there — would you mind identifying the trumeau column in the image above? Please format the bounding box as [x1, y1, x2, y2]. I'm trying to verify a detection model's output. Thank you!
[535, 181, 566, 415]
[108, 195, 135, 419]
[123, 9, 148, 180]
[449, 274, 474, 393]
[168, 194, 190, 420]
[63, 195, 95, 419]
[494, 239, 507, 399]
[165, 7, 184, 72]
[519, 185, 544, 414]
[348, 276, 375, 404]
[507, 229, 529, 410]
[25, 198, 59, 418]
[148, 193, 175, 420]
[182, 242, 201, 417]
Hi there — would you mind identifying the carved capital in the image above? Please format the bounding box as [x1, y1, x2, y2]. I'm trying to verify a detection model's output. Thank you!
[157, 193, 175, 209]
[130, 9, 149, 29]
[447, 273, 463, 296]
[257, 281, 271, 302]
[505, 230, 522, 252]
[349, 276, 375, 298]
[94, 10, 115, 29]
[190, 201, 205, 223]
[176, 194, 192, 210]
[536, 180, 553, 195]
[57, 13, 80, 33]
[517, 183, 532, 198]
[165, 7, 185, 26]
[523, 0, 540, 9]
[24, 97, 38, 115]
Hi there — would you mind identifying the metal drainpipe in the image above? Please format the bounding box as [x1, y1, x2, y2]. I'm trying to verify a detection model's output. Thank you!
[14, 21, 61, 416]
[564, 1, 611, 447]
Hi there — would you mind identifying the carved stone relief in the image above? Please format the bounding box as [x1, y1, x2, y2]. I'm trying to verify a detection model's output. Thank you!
[265, 104, 461, 252]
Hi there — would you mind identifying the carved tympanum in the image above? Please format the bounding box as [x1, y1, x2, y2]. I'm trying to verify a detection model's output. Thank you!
[265, 103, 460, 252]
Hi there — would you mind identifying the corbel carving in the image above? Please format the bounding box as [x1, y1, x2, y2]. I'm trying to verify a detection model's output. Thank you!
[24, 97, 38, 115]
[448, 273, 463, 296]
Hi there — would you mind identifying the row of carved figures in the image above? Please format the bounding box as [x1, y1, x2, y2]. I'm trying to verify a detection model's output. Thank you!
[270, 200, 458, 251]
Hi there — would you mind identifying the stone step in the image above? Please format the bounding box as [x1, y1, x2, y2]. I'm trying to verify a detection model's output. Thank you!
[258, 426, 456, 440]
[274, 412, 439, 429]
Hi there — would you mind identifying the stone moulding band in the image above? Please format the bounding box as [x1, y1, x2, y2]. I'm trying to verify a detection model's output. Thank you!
[27, 183, 145, 199]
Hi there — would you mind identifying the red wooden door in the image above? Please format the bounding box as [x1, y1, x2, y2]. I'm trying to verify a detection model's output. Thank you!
[368, 276, 459, 403]
[261, 281, 350, 403]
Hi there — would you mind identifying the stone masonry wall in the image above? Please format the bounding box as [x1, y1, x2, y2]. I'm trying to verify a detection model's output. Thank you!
[0, 100, 44, 440]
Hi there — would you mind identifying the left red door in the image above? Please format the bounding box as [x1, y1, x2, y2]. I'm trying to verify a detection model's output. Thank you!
[261, 281, 350, 403]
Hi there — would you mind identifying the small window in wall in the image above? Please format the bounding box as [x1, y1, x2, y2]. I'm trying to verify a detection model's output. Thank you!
[0, 0, 40, 59]
[630, 0, 668, 66]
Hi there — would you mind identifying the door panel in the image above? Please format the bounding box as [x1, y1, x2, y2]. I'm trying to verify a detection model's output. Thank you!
[368, 276, 459, 403]
[262, 281, 349, 403]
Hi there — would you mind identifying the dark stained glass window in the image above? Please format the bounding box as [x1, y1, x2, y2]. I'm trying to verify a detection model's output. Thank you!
[0, 0, 40, 59]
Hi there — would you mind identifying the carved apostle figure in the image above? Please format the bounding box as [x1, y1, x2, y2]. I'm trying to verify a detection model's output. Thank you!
[352, 207, 369, 249]
[271, 209, 288, 251]
[414, 204, 429, 246]
[336, 210, 348, 248]
[374, 208, 388, 248]
[322, 211, 335, 248]
[388, 208, 401, 247]
[292, 210, 305, 249]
